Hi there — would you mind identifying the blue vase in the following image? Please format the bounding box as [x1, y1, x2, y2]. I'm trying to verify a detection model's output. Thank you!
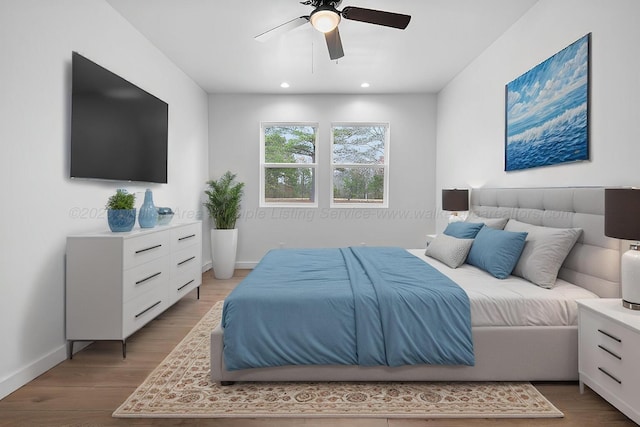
[138, 189, 158, 228]
[108, 209, 136, 232]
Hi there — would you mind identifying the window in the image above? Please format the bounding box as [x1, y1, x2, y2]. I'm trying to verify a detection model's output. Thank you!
[331, 123, 389, 207]
[260, 123, 318, 207]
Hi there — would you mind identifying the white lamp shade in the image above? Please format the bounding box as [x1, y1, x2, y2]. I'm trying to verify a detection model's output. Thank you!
[310, 9, 341, 33]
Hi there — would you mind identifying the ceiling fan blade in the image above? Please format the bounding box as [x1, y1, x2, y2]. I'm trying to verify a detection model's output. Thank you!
[255, 16, 309, 42]
[324, 26, 344, 60]
[341, 6, 411, 29]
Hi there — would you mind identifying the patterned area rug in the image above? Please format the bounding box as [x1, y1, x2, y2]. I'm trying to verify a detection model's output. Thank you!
[113, 301, 563, 419]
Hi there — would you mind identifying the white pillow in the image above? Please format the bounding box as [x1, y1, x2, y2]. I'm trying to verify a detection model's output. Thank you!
[465, 212, 509, 230]
[504, 219, 582, 288]
[425, 234, 474, 269]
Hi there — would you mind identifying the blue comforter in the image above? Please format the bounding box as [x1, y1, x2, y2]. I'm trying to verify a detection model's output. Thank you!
[222, 247, 474, 370]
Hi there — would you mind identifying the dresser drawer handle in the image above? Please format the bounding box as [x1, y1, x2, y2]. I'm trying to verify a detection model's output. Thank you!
[135, 271, 162, 285]
[135, 301, 162, 318]
[178, 234, 196, 241]
[598, 367, 622, 384]
[598, 345, 622, 360]
[178, 279, 195, 292]
[135, 244, 162, 254]
[178, 256, 196, 266]
[597, 329, 621, 343]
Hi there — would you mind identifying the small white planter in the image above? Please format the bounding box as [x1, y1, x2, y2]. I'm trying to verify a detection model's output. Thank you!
[210, 228, 238, 279]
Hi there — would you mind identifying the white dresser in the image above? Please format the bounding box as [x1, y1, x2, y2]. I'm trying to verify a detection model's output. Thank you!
[66, 221, 202, 358]
[578, 298, 640, 424]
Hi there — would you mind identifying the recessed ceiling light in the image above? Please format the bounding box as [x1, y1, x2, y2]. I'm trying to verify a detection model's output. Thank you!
[280, 82, 290, 88]
[361, 82, 370, 88]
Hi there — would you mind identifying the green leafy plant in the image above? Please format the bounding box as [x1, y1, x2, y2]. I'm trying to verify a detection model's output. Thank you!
[106, 189, 135, 210]
[204, 171, 245, 229]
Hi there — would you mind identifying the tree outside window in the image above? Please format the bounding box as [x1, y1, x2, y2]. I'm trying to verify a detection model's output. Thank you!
[331, 124, 389, 207]
[261, 124, 318, 206]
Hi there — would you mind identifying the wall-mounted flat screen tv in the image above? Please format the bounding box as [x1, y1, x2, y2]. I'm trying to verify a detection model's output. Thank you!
[70, 52, 168, 183]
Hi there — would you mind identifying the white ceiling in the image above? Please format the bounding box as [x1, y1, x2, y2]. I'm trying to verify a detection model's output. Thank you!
[106, 0, 538, 94]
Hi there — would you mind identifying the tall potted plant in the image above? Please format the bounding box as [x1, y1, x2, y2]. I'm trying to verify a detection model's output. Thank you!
[204, 171, 245, 279]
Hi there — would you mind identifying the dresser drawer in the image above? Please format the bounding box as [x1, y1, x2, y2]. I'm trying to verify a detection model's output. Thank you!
[580, 310, 626, 385]
[123, 285, 168, 337]
[123, 232, 170, 269]
[171, 244, 200, 274]
[169, 245, 201, 303]
[123, 255, 170, 303]
[171, 223, 201, 251]
[169, 268, 201, 302]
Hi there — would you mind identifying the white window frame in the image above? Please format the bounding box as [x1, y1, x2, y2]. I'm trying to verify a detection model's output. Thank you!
[260, 122, 319, 208]
[330, 122, 390, 208]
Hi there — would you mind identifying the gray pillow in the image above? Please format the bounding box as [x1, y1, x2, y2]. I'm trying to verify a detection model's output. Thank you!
[465, 212, 509, 230]
[425, 234, 474, 269]
[504, 219, 582, 288]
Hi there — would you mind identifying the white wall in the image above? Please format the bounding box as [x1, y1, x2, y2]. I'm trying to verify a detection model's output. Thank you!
[435, 0, 640, 231]
[208, 94, 437, 265]
[0, 0, 209, 399]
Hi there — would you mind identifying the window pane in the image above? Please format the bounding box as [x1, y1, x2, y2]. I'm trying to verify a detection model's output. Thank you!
[333, 167, 384, 204]
[265, 167, 315, 203]
[332, 125, 386, 164]
[264, 125, 316, 164]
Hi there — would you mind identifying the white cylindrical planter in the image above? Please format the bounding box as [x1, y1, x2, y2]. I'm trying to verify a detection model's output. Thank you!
[210, 228, 238, 279]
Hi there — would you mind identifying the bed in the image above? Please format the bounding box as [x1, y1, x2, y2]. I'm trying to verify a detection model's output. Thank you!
[210, 187, 621, 383]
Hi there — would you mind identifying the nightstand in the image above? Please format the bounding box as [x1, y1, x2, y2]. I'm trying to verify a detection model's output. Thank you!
[577, 298, 640, 424]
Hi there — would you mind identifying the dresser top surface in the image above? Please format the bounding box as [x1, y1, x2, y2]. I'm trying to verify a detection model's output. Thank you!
[68, 220, 201, 239]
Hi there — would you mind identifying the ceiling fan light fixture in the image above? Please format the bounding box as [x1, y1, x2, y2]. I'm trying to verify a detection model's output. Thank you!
[310, 8, 341, 33]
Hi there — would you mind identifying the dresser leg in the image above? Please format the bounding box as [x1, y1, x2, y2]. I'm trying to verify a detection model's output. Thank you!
[69, 341, 74, 359]
[122, 340, 127, 358]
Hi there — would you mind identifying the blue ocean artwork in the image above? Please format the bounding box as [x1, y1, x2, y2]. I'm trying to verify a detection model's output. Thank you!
[505, 34, 590, 171]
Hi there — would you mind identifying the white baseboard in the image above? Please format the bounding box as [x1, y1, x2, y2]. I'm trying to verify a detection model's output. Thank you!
[235, 261, 258, 269]
[0, 344, 67, 400]
[202, 261, 256, 273]
[202, 261, 212, 273]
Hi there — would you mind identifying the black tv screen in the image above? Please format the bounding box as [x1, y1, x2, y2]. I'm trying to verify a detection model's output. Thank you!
[70, 52, 168, 183]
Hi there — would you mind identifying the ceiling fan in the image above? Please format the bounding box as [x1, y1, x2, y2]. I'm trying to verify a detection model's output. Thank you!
[255, 0, 411, 60]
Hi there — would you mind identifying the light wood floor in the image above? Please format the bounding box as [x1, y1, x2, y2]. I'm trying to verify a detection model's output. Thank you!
[0, 271, 636, 427]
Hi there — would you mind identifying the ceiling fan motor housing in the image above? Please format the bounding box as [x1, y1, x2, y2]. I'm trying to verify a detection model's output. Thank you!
[301, 0, 343, 8]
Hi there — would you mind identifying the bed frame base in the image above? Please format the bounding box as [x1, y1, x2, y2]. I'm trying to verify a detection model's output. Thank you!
[211, 324, 578, 383]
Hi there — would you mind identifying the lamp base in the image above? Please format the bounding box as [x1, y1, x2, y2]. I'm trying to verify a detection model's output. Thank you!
[621, 244, 640, 310]
[448, 214, 464, 223]
[622, 300, 640, 310]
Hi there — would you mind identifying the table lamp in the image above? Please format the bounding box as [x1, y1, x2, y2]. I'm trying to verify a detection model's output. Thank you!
[442, 189, 469, 223]
[605, 188, 640, 310]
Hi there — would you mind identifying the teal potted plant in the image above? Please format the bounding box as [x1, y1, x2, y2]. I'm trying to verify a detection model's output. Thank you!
[204, 171, 244, 279]
[106, 189, 136, 232]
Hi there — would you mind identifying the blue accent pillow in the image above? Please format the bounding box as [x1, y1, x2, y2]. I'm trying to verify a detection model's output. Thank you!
[466, 226, 528, 279]
[443, 221, 484, 239]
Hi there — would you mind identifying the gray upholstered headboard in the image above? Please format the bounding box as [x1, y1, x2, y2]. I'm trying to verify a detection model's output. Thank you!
[470, 187, 620, 298]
